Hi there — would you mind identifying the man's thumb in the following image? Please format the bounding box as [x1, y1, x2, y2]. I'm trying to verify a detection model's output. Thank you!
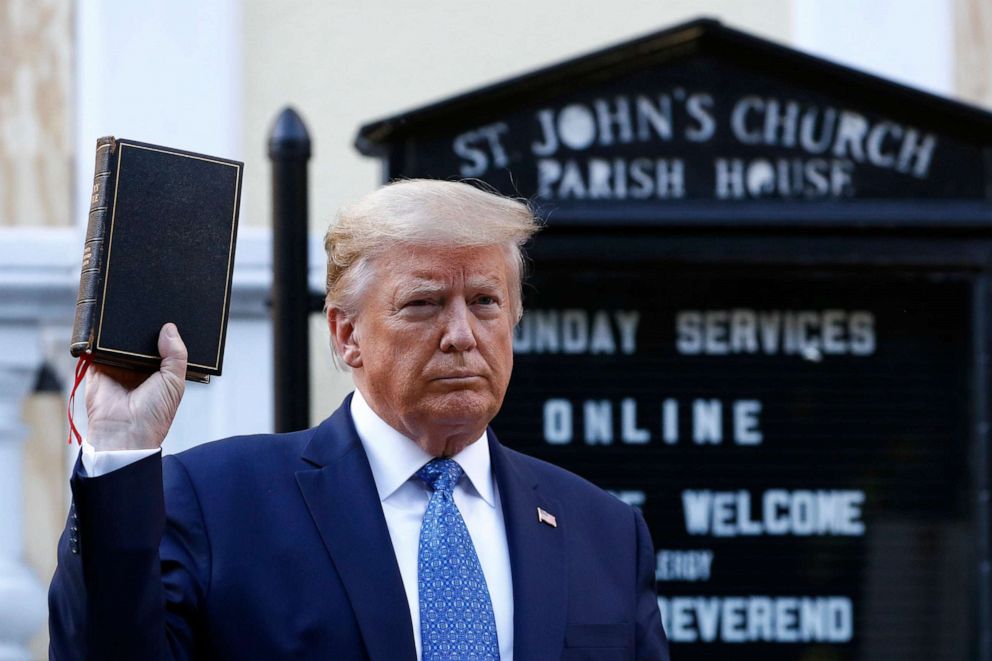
[158, 323, 189, 380]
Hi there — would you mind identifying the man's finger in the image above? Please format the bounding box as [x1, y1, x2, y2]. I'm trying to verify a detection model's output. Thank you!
[158, 323, 189, 381]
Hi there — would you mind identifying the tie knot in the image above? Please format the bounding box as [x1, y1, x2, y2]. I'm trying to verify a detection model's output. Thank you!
[416, 458, 463, 494]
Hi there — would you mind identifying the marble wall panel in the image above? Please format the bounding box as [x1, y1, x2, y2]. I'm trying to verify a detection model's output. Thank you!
[0, 0, 72, 227]
[955, 0, 992, 110]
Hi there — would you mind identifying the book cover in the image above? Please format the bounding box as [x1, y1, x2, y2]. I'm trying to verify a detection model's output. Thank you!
[70, 137, 243, 383]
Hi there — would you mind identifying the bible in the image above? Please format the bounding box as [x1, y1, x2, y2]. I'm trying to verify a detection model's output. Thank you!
[70, 137, 243, 383]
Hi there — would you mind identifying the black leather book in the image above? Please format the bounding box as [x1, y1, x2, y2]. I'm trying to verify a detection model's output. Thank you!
[70, 137, 243, 383]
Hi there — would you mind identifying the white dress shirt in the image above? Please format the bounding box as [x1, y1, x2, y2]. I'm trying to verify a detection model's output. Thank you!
[350, 390, 514, 660]
[80, 439, 158, 477]
[80, 391, 515, 660]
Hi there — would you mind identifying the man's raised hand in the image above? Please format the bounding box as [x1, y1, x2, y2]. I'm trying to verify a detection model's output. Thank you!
[85, 323, 188, 451]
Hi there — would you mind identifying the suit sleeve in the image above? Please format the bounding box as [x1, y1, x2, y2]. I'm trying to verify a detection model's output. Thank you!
[48, 452, 210, 660]
[633, 507, 670, 661]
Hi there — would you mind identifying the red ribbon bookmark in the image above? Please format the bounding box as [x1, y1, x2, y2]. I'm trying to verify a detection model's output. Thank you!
[67, 354, 93, 445]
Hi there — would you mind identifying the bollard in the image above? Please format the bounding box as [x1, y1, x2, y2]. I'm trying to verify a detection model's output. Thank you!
[268, 107, 312, 433]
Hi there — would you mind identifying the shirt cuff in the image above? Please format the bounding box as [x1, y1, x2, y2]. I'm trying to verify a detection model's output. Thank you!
[80, 439, 161, 478]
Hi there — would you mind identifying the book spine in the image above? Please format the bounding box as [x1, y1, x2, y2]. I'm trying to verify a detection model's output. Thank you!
[70, 137, 117, 356]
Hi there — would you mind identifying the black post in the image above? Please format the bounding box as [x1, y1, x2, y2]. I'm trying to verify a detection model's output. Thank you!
[268, 107, 312, 432]
[973, 273, 992, 661]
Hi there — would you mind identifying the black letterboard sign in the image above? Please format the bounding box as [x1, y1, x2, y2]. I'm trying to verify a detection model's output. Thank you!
[495, 269, 973, 659]
[391, 56, 984, 204]
[354, 17, 992, 661]
[358, 20, 992, 227]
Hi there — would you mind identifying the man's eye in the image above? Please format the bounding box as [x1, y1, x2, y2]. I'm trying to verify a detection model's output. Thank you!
[475, 296, 498, 306]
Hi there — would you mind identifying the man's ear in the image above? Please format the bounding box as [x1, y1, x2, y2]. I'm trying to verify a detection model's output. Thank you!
[327, 307, 362, 368]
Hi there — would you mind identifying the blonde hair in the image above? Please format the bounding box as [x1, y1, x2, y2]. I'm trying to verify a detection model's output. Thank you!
[325, 179, 540, 321]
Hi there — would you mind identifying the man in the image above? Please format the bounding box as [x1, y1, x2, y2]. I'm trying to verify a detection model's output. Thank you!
[49, 179, 669, 660]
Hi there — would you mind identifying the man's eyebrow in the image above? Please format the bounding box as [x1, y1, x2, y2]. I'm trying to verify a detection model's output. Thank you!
[393, 280, 446, 298]
[466, 276, 505, 291]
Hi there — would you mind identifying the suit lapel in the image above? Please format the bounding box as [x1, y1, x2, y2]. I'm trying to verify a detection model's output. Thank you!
[295, 398, 417, 661]
[489, 431, 567, 661]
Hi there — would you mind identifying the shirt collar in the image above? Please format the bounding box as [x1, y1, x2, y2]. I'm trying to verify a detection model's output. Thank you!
[350, 389, 496, 507]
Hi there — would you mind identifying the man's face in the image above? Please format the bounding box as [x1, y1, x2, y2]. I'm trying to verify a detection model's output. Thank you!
[332, 244, 516, 456]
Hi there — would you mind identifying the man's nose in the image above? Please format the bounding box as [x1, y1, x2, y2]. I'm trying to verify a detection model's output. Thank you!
[440, 300, 477, 352]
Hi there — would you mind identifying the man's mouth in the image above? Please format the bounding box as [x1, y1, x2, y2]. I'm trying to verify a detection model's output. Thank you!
[432, 373, 484, 382]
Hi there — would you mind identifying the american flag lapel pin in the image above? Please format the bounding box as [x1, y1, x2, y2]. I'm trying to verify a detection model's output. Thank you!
[537, 507, 558, 528]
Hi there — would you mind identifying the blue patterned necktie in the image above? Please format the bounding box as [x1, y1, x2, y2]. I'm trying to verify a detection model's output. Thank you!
[416, 458, 500, 661]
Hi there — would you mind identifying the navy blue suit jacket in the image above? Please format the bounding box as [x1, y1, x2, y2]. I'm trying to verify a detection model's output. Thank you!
[49, 396, 668, 660]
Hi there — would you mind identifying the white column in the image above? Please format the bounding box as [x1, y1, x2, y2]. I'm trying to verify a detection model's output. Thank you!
[0, 228, 78, 658]
[0, 324, 47, 660]
[75, 0, 244, 220]
[792, 0, 953, 95]
[0, 228, 79, 661]
[73, 0, 265, 449]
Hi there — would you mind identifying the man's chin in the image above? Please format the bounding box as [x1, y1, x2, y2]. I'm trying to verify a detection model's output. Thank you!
[423, 391, 500, 428]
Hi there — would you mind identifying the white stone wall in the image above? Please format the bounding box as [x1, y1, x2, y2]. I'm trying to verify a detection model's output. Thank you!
[0, 0, 73, 230]
[793, 0, 953, 95]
